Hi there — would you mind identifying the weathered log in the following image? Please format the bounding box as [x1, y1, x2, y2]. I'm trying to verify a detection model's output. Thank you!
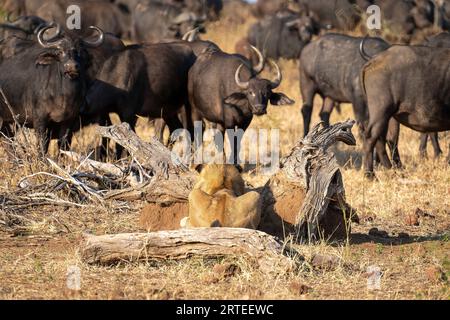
[96, 123, 196, 202]
[96, 122, 189, 178]
[81, 228, 301, 271]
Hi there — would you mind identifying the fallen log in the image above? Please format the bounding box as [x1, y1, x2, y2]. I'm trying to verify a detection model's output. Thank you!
[81, 228, 301, 271]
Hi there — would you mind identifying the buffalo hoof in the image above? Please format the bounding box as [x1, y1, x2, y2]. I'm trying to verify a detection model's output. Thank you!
[364, 171, 376, 181]
[434, 152, 443, 159]
[393, 161, 403, 170]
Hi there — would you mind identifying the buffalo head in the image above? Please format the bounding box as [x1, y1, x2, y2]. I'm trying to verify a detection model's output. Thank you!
[170, 11, 206, 39]
[36, 24, 104, 80]
[225, 59, 294, 116]
[0, 13, 49, 35]
[285, 15, 317, 43]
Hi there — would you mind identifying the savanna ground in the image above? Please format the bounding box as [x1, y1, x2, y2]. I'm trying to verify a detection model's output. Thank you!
[0, 4, 449, 300]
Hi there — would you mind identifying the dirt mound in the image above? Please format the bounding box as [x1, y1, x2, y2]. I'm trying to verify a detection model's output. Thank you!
[139, 202, 188, 231]
[258, 175, 307, 237]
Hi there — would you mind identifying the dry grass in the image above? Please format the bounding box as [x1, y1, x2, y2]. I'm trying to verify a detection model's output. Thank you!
[0, 5, 449, 300]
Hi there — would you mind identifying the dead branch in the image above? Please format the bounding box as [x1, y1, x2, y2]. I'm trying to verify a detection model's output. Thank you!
[60, 150, 140, 187]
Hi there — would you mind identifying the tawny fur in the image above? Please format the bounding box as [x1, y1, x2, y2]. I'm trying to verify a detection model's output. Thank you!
[181, 164, 261, 229]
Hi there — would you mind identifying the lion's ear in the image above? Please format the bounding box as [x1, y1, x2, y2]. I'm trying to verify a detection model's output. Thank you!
[235, 164, 243, 173]
[193, 164, 204, 173]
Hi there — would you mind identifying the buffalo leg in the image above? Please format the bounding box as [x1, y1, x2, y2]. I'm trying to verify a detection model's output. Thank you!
[429, 132, 442, 158]
[154, 118, 166, 145]
[319, 97, 334, 127]
[163, 114, 184, 140]
[386, 118, 402, 168]
[57, 121, 74, 152]
[226, 121, 250, 166]
[419, 133, 428, 158]
[352, 96, 369, 137]
[364, 111, 393, 178]
[419, 133, 442, 159]
[300, 72, 316, 137]
[97, 116, 112, 160]
[34, 118, 50, 156]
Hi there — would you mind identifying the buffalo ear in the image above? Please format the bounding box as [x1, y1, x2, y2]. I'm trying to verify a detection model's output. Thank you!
[270, 92, 295, 106]
[36, 52, 58, 66]
[224, 92, 247, 105]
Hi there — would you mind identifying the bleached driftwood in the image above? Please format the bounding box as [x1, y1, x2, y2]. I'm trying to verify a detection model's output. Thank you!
[81, 228, 300, 270]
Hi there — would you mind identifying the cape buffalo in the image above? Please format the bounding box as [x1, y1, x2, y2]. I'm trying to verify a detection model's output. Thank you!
[131, 1, 205, 43]
[154, 29, 221, 145]
[0, 24, 103, 154]
[244, 10, 317, 61]
[251, 0, 289, 18]
[3, 0, 130, 36]
[361, 45, 450, 177]
[84, 41, 197, 157]
[297, 0, 364, 31]
[418, 32, 450, 160]
[188, 47, 294, 164]
[299, 34, 390, 135]
[0, 14, 49, 39]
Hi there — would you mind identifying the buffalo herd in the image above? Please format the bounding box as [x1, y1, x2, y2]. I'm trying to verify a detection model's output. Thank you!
[0, 0, 449, 178]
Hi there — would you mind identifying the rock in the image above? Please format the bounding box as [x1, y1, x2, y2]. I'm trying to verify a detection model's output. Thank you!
[310, 254, 342, 271]
[425, 266, 447, 283]
[404, 212, 420, 226]
[289, 281, 312, 295]
[212, 263, 240, 279]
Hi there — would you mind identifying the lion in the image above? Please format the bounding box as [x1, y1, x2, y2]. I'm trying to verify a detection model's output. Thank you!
[180, 164, 261, 229]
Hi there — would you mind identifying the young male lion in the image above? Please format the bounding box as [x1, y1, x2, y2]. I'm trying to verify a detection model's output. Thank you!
[180, 164, 261, 229]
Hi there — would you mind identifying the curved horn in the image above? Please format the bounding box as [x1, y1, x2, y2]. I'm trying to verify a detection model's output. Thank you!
[234, 64, 249, 90]
[83, 26, 105, 48]
[359, 35, 372, 61]
[182, 27, 198, 42]
[172, 12, 195, 24]
[285, 18, 301, 28]
[37, 23, 63, 48]
[250, 45, 264, 74]
[40, 22, 60, 39]
[269, 59, 282, 89]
